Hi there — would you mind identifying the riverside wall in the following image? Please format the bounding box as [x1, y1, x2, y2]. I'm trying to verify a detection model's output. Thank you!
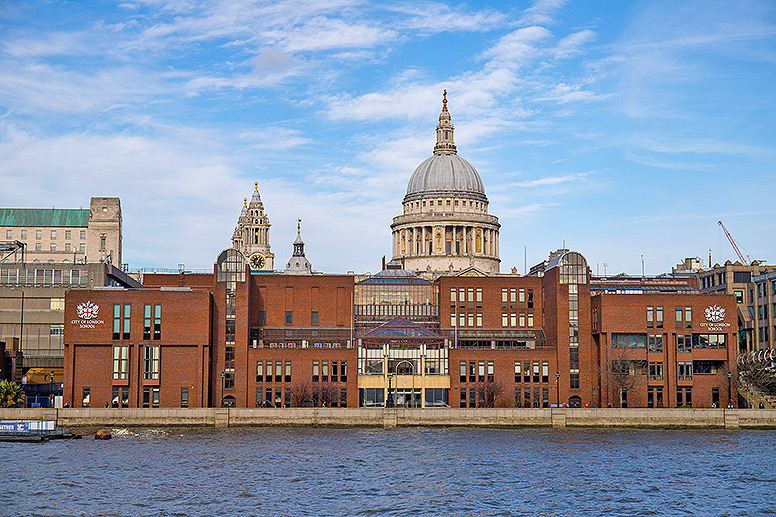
[1, 408, 776, 429]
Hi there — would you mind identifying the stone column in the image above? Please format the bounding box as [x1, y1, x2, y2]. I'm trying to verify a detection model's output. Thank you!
[421, 226, 427, 256]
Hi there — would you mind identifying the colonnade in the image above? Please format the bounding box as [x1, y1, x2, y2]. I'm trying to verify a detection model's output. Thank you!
[393, 224, 499, 259]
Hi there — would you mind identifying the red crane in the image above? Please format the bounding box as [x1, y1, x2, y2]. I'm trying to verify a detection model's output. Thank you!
[718, 220, 751, 264]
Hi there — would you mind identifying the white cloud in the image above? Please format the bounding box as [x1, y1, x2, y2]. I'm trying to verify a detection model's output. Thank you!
[509, 172, 590, 188]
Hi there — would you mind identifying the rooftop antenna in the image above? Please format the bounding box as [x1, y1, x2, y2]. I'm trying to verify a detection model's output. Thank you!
[708, 249, 712, 268]
[641, 255, 645, 278]
[603, 262, 608, 277]
[524, 245, 527, 276]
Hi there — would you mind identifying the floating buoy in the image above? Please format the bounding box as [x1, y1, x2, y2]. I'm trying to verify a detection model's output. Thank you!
[95, 429, 112, 440]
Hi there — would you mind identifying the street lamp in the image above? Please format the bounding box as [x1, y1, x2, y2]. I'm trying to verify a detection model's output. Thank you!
[727, 371, 732, 408]
[555, 371, 560, 407]
[220, 371, 226, 407]
[386, 373, 394, 408]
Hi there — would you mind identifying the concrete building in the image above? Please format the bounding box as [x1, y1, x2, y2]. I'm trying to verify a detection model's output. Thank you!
[753, 270, 776, 350]
[0, 262, 140, 372]
[391, 92, 500, 274]
[0, 197, 122, 266]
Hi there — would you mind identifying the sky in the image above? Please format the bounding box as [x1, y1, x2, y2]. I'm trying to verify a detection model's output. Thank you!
[1, 0, 774, 275]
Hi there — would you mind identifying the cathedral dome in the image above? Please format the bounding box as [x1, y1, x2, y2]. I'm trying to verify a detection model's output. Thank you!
[405, 154, 486, 202]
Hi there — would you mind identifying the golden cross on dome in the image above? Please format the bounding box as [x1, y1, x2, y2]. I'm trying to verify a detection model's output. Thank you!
[442, 89, 448, 110]
[254, 181, 258, 191]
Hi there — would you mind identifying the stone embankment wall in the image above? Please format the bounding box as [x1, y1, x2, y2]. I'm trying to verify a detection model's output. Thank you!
[1, 408, 774, 429]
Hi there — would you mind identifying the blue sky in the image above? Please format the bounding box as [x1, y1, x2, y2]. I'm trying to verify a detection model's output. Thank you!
[1, 0, 774, 275]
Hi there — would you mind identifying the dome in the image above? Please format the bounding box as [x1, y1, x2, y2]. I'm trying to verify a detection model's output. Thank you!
[405, 154, 486, 202]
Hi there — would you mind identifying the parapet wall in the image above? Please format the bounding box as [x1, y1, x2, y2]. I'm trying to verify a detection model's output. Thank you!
[1, 408, 774, 429]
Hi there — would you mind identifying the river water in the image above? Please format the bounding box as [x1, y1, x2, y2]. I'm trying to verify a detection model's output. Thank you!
[2, 427, 774, 516]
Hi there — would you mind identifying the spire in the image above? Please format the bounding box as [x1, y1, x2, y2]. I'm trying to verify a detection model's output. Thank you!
[250, 181, 263, 206]
[240, 197, 247, 217]
[434, 89, 457, 155]
[285, 217, 312, 274]
[293, 218, 304, 251]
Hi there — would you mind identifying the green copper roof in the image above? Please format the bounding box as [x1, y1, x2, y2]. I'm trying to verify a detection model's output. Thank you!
[0, 208, 89, 227]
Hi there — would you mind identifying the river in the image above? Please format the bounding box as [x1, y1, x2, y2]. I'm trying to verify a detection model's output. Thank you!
[2, 427, 774, 516]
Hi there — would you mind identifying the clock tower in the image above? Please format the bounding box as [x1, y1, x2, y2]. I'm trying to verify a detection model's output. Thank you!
[232, 181, 274, 271]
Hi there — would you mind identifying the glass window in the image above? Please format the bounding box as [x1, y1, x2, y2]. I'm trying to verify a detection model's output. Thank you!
[80, 230, 86, 239]
[112, 346, 129, 380]
[256, 361, 263, 383]
[144, 345, 160, 380]
[36, 230, 42, 240]
[143, 304, 151, 340]
[286, 311, 293, 325]
[5, 229, 11, 239]
[181, 388, 189, 408]
[311, 311, 319, 326]
[123, 303, 131, 340]
[113, 304, 121, 340]
[153, 304, 161, 340]
[51, 230, 57, 239]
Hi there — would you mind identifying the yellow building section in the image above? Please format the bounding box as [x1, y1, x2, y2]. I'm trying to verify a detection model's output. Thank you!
[358, 374, 450, 389]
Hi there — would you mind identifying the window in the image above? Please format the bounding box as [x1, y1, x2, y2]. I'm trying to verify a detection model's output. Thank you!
[541, 362, 549, 383]
[80, 230, 86, 239]
[79, 243, 85, 253]
[285, 311, 293, 325]
[510, 313, 516, 327]
[341, 361, 348, 383]
[460, 387, 467, 408]
[224, 372, 235, 389]
[677, 334, 691, 353]
[476, 288, 482, 309]
[36, 230, 42, 240]
[258, 311, 266, 326]
[51, 230, 57, 239]
[501, 289, 508, 309]
[501, 313, 508, 327]
[611, 333, 647, 348]
[487, 361, 494, 382]
[675, 307, 683, 329]
[312, 361, 319, 382]
[527, 313, 534, 327]
[143, 304, 152, 340]
[532, 362, 540, 383]
[65, 243, 71, 252]
[311, 311, 319, 326]
[460, 361, 466, 383]
[113, 304, 121, 339]
[692, 334, 726, 349]
[256, 361, 263, 383]
[50, 324, 64, 335]
[82, 387, 90, 407]
[510, 288, 517, 309]
[4, 229, 11, 239]
[50, 298, 65, 311]
[647, 306, 654, 328]
[677, 362, 692, 380]
[684, 307, 692, 328]
[181, 388, 189, 408]
[570, 372, 580, 389]
[656, 306, 664, 328]
[144, 345, 159, 380]
[322, 361, 329, 382]
[285, 361, 292, 383]
[224, 346, 235, 369]
[35, 243, 41, 251]
[100, 236, 106, 250]
[527, 289, 534, 309]
[476, 313, 483, 327]
[648, 335, 663, 353]
[519, 288, 525, 308]
[143, 386, 160, 408]
[50, 243, 56, 252]
[514, 362, 521, 383]
[153, 304, 161, 340]
[21, 230, 26, 239]
[123, 303, 131, 340]
[112, 346, 129, 380]
[65, 230, 71, 239]
[648, 362, 663, 380]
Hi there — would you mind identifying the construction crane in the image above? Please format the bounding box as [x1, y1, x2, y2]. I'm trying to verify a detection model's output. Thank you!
[718, 220, 751, 264]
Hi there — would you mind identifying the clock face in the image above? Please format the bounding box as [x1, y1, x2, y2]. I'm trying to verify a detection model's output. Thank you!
[249, 253, 266, 270]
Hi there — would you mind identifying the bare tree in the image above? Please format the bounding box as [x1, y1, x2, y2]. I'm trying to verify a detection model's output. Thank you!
[289, 382, 312, 407]
[473, 380, 505, 408]
[598, 347, 643, 407]
[317, 383, 338, 407]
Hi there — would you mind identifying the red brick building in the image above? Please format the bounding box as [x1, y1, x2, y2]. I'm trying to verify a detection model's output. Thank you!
[63, 248, 738, 409]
